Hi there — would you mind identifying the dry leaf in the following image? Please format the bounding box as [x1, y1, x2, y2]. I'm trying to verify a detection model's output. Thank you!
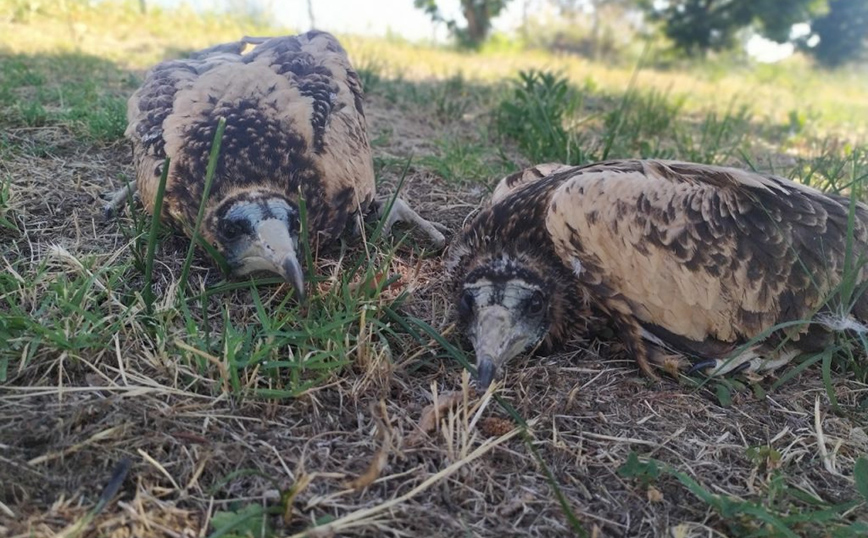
[283, 473, 312, 525]
[406, 391, 465, 446]
[345, 444, 389, 491]
[647, 485, 664, 503]
[350, 271, 391, 295]
[496, 493, 533, 517]
[478, 417, 515, 437]
[345, 400, 393, 491]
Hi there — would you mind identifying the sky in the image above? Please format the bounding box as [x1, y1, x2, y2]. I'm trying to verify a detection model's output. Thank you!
[274, 0, 526, 41]
[152, 0, 528, 42]
[152, 0, 796, 62]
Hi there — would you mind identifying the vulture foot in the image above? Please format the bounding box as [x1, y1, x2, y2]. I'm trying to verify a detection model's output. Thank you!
[375, 197, 447, 249]
[686, 348, 798, 377]
[101, 183, 138, 221]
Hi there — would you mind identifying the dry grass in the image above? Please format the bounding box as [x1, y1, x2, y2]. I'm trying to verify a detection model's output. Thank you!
[2, 3, 868, 538]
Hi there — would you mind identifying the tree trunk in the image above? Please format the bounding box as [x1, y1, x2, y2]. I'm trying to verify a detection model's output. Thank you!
[307, 0, 316, 30]
[591, 0, 600, 60]
[461, 0, 489, 44]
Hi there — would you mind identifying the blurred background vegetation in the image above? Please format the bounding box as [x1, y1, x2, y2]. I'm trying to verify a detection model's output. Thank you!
[4, 0, 866, 65]
[413, 0, 867, 67]
[1, 0, 865, 141]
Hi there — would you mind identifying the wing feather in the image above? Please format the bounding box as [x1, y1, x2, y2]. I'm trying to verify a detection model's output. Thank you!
[490, 163, 572, 205]
[545, 159, 868, 346]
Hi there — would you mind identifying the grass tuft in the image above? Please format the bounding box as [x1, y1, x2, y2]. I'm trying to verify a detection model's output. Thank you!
[179, 116, 227, 292]
[619, 451, 868, 537]
[0, 175, 18, 233]
[142, 158, 170, 314]
[495, 69, 591, 165]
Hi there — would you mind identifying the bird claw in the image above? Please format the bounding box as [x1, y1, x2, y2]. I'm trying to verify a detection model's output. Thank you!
[377, 197, 447, 249]
[730, 360, 753, 376]
[100, 184, 138, 222]
[686, 359, 719, 376]
[102, 204, 117, 222]
[431, 221, 450, 235]
[687, 357, 756, 377]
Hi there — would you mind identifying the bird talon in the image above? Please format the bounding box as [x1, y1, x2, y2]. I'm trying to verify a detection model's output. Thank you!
[730, 360, 753, 376]
[426, 227, 447, 250]
[375, 197, 446, 249]
[687, 359, 719, 376]
[100, 184, 137, 222]
[380, 222, 394, 239]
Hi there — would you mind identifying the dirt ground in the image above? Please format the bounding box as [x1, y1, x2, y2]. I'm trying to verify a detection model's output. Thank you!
[2, 87, 868, 538]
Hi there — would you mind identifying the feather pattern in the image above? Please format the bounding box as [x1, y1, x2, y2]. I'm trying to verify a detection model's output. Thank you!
[449, 159, 868, 378]
[125, 30, 374, 246]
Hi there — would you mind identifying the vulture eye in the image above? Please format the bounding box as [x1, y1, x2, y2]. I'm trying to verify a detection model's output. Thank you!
[219, 218, 250, 242]
[527, 291, 545, 316]
[458, 290, 475, 318]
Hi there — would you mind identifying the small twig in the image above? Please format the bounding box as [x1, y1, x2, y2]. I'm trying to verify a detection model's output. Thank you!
[581, 431, 659, 447]
[814, 395, 847, 479]
[28, 425, 124, 465]
[114, 333, 129, 386]
[0, 500, 15, 518]
[174, 339, 230, 394]
[137, 448, 181, 490]
[53, 458, 131, 538]
[345, 399, 393, 491]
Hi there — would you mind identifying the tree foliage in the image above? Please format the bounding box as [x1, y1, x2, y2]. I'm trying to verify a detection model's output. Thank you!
[802, 0, 868, 67]
[640, 0, 828, 56]
[413, 0, 512, 47]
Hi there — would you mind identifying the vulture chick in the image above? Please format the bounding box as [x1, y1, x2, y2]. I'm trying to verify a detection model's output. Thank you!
[110, 31, 445, 299]
[447, 160, 868, 389]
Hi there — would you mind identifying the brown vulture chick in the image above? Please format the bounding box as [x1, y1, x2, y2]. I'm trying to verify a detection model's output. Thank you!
[109, 31, 445, 299]
[447, 160, 868, 389]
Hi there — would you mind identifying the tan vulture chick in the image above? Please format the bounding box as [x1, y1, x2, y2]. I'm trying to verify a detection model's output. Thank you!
[446, 160, 868, 389]
[109, 31, 444, 299]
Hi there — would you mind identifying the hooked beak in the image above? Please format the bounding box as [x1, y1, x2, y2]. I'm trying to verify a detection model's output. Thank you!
[471, 306, 533, 391]
[253, 219, 305, 302]
[476, 355, 496, 390]
[280, 253, 305, 303]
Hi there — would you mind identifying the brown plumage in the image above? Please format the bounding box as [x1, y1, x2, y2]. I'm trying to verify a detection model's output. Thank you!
[109, 31, 444, 299]
[447, 159, 868, 388]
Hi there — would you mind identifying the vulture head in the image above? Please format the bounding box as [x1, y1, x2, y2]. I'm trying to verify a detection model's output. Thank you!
[454, 250, 586, 390]
[208, 190, 305, 301]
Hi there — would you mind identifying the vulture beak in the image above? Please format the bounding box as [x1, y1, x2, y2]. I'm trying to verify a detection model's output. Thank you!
[471, 306, 531, 391]
[254, 219, 305, 302]
[476, 355, 497, 390]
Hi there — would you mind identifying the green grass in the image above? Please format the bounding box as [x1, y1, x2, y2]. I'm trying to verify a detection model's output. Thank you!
[619, 451, 868, 538]
[491, 68, 758, 166]
[0, 52, 134, 141]
[419, 137, 515, 185]
[0, 175, 17, 233]
[1, 197, 416, 407]
[495, 69, 590, 165]
[0, 248, 140, 383]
